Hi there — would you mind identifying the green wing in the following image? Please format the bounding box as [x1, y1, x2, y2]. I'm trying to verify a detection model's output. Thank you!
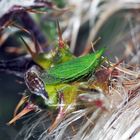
[41, 48, 105, 85]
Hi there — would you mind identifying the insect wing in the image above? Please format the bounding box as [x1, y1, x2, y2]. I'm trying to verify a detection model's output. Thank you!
[41, 48, 105, 85]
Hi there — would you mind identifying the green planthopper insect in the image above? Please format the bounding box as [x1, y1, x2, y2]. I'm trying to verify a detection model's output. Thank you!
[8, 46, 106, 131]
[24, 47, 105, 107]
[4, 21, 107, 132]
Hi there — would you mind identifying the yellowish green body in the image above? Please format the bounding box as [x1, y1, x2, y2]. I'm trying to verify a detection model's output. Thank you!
[44, 83, 80, 111]
[34, 45, 75, 69]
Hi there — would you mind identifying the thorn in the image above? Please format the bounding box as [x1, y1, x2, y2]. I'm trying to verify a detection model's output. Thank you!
[56, 19, 64, 48]
[109, 58, 124, 72]
[11, 23, 30, 34]
[30, 32, 43, 54]
[91, 37, 101, 52]
[81, 37, 101, 56]
[7, 104, 35, 125]
[0, 20, 13, 32]
[10, 23, 37, 58]
[11, 23, 43, 56]
[106, 58, 124, 79]
[25, 8, 48, 14]
[93, 37, 101, 46]
[14, 96, 28, 117]
[20, 36, 36, 58]
[48, 93, 65, 132]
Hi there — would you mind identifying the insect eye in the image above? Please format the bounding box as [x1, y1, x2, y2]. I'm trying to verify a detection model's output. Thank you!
[25, 68, 48, 100]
